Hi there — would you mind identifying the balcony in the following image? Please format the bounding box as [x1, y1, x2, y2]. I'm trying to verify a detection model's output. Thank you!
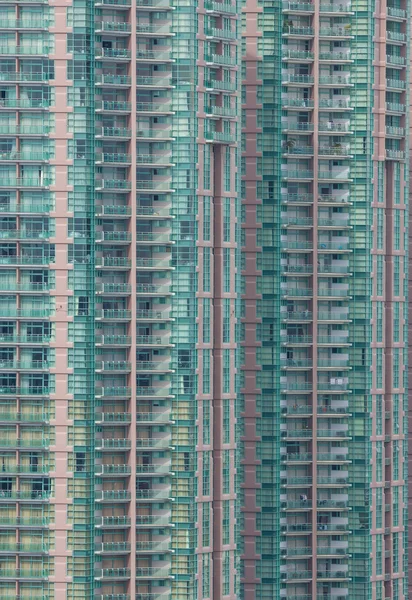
[95, 386, 131, 398]
[95, 205, 131, 217]
[0, 72, 51, 83]
[282, 0, 314, 11]
[204, 53, 237, 67]
[95, 126, 132, 139]
[0, 491, 51, 501]
[387, 1, 406, 17]
[95, 490, 131, 501]
[204, 27, 237, 41]
[282, 74, 314, 86]
[0, 411, 49, 422]
[95, 438, 132, 450]
[136, 102, 173, 114]
[282, 122, 314, 133]
[96, 48, 131, 60]
[136, 24, 172, 36]
[281, 170, 313, 181]
[318, 241, 351, 251]
[135, 437, 171, 450]
[319, 75, 352, 87]
[386, 149, 405, 160]
[282, 26, 314, 37]
[386, 78, 405, 90]
[95, 101, 132, 113]
[317, 311, 350, 321]
[0, 18, 51, 29]
[282, 50, 314, 61]
[95, 412, 132, 423]
[135, 566, 171, 579]
[94, 568, 131, 580]
[281, 524, 312, 534]
[95, 335, 131, 346]
[319, 26, 353, 38]
[0, 178, 51, 188]
[95, 0, 131, 6]
[281, 360, 313, 370]
[281, 500, 312, 510]
[281, 241, 313, 250]
[95, 542, 131, 554]
[95, 309, 131, 320]
[204, 79, 237, 92]
[136, 463, 172, 475]
[282, 289, 313, 299]
[95, 230, 131, 242]
[0, 44, 49, 56]
[282, 571, 312, 582]
[95, 21, 131, 34]
[95, 257, 132, 268]
[317, 336, 350, 346]
[386, 31, 406, 43]
[386, 54, 405, 67]
[136, 335, 173, 347]
[283, 97, 314, 110]
[320, 1, 352, 11]
[136, 514, 172, 527]
[136, 411, 172, 424]
[204, 0, 237, 14]
[0, 99, 50, 110]
[136, 76, 173, 88]
[95, 153, 132, 165]
[0, 387, 50, 397]
[282, 403, 312, 414]
[0, 569, 49, 580]
[205, 131, 237, 144]
[135, 489, 172, 501]
[281, 453, 312, 463]
[282, 265, 313, 274]
[281, 193, 313, 204]
[281, 428, 312, 439]
[95, 515, 131, 528]
[281, 334, 312, 345]
[135, 540, 171, 553]
[95, 464, 131, 475]
[95, 361, 132, 372]
[0, 334, 52, 345]
[281, 476, 312, 487]
[95, 283, 132, 294]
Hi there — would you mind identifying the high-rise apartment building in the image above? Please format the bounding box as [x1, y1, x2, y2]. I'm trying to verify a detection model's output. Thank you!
[241, 0, 409, 598]
[0, 0, 410, 597]
[0, 0, 240, 597]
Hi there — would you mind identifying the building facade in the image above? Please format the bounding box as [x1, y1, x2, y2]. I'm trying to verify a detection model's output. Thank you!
[241, 0, 409, 598]
[0, 0, 240, 597]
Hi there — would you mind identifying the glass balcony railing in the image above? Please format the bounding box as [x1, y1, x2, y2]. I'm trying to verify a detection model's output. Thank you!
[282, 1, 314, 11]
[0, 72, 51, 82]
[95, 412, 131, 423]
[95, 126, 132, 138]
[95, 438, 132, 449]
[95, 490, 131, 501]
[204, 53, 237, 66]
[95, 386, 131, 397]
[95, 230, 131, 241]
[0, 45, 49, 55]
[96, 48, 131, 59]
[204, 0, 237, 13]
[94, 568, 131, 579]
[95, 74, 131, 86]
[95, 20, 131, 33]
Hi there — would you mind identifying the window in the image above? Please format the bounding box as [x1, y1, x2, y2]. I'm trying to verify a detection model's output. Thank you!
[223, 248, 231, 292]
[223, 298, 230, 343]
[203, 146, 211, 190]
[223, 349, 230, 394]
[223, 450, 230, 493]
[203, 401, 210, 444]
[223, 400, 230, 444]
[203, 350, 210, 395]
[202, 502, 210, 546]
[203, 298, 211, 343]
[203, 248, 211, 292]
[203, 451, 210, 495]
[224, 147, 231, 192]
[203, 196, 211, 241]
[223, 198, 231, 242]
